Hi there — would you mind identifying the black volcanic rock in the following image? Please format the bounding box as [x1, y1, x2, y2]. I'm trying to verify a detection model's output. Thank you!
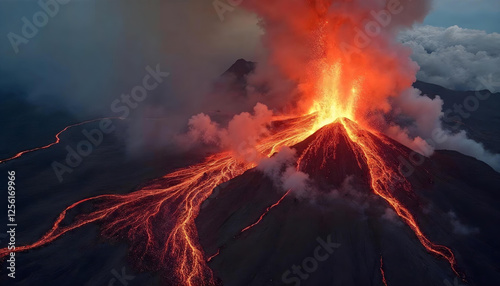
[222, 59, 256, 82]
[292, 121, 370, 189]
[214, 59, 257, 95]
[206, 59, 258, 117]
[219, 58, 500, 154]
[196, 120, 500, 286]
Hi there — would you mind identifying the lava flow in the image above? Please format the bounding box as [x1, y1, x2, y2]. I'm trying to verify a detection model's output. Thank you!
[380, 256, 388, 286]
[0, 115, 316, 286]
[339, 117, 460, 276]
[240, 189, 291, 234]
[0, 0, 463, 284]
[0, 117, 123, 164]
[0, 114, 461, 285]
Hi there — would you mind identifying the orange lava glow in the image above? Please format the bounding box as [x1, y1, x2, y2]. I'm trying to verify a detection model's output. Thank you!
[240, 189, 291, 234]
[307, 61, 360, 131]
[0, 117, 123, 164]
[380, 256, 388, 286]
[338, 118, 459, 276]
[0, 2, 462, 284]
[0, 115, 316, 285]
[0, 114, 461, 285]
[206, 249, 220, 263]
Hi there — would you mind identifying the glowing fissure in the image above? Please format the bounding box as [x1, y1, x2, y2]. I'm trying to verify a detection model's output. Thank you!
[338, 118, 459, 276]
[380, 256, 388, 286]
[240, 189, 291, 234]
[0, 3, 460, 283]
[0, 115, 315, 285]
[0, 117, 123, 164]
[0, 114, 460, 285]
[206, 249, 220, 262]
[206, 189, 291, 265]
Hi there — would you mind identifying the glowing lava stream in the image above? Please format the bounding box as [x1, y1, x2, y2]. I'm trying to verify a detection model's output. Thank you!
[337, 118, 460, 277]
[0, 115, 316, 286]
[206, 249, 220, 262]
[240, 189, 291, 234]
[0, 117, 123, 164]
[205, 189, 291, 264]
[0, 114, 461, 285]
[380, 256, 388, 286]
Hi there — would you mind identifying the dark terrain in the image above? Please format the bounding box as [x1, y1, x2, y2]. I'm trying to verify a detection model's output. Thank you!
[196, 120, 500, 286]
[0, 60, 499, 285]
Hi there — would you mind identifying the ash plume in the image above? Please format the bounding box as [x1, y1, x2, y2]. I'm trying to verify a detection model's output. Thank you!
[177, 103, 273, 162]
[236, 0, 500, 171]
[2, 0, 498, 171]
[257, 146, 310, 196]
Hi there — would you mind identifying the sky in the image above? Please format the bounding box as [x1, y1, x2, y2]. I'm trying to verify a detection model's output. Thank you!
[424, 0, 500, 33]
[0, 0, 497, 120]
[0, 0, 498, 164]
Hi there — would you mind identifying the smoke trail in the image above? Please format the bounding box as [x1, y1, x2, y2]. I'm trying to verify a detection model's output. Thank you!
[238, 0, 499, 170]
[241, 0, 431, 120]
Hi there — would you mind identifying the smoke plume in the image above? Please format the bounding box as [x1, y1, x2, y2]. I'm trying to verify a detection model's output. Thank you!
[239, 0, 499, 170]
[241, 0, 431, 121]
[257, 146, 310, 196]
[177, 103, 273, 162]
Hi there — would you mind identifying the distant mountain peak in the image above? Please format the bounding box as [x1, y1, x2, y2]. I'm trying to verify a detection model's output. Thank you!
[222, 59, 256, 81]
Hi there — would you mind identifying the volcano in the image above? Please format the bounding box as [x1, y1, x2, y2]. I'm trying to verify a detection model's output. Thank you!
[2, 56, 499, 286]
[196, 119, 500, 286]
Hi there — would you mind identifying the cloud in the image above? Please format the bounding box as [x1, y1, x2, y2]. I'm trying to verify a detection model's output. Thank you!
[257, 147, 310, 196]
[447, 211, 479, 236]
[325, 176, 384, 217]
[281, 166, 309, 195]
[383, 87, 500, 171]
[0, 0, 263, 156]
[424, 0, 500, 33]
[381, 208, 404, 226]
[177, 103, 273, 162]
[399, 25, 500, 91]
[239, 0, 433, 123]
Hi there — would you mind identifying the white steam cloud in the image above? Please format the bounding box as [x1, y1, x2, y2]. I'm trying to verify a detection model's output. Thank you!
[447, 211, 479, 236]
[257, 147, 310, 196]
[177, 103, 272, 162]
[385, 87, 500, 171]
[400, 25, 500, 91]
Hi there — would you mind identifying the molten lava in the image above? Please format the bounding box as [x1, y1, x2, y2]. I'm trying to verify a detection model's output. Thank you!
[308, 61, 360, 131]
[380, 256, 388, 286]
[0, 114, 461, 285]
[0, 115, 316, 285]
[240, 189, 291, 234]
[0, 1, 462, 284]
[0, 117, 123, 164]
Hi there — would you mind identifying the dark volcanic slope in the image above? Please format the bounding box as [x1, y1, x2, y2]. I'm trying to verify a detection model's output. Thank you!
[292, 121, 370, 189]
[196, 121, 500, 286]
